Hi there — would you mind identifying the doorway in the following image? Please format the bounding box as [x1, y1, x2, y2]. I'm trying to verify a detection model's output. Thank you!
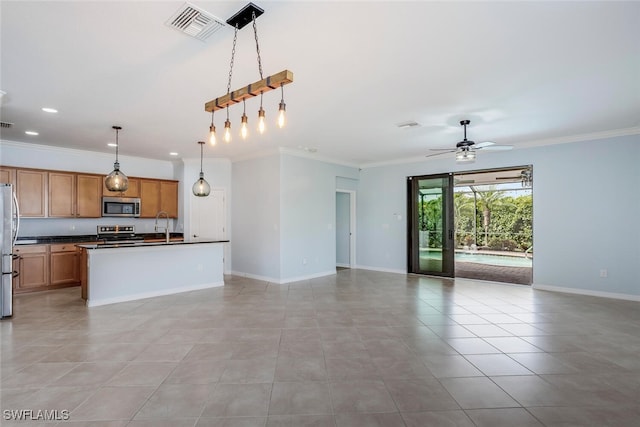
[408, 167, 533, 285]
[336, 190, 356, 268]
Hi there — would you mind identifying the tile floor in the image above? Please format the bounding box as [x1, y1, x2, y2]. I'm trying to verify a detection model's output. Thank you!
[1, 270, 639, 426]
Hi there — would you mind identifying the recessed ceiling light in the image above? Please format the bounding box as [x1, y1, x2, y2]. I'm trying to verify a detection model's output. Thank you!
[42, 107, 58, 113]
[107, 143, 118, 147]
[25, 130, 39, 136]
[169, 152, 179, 156]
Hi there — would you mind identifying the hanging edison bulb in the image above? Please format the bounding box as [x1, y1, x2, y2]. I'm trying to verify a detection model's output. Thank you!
[224, 107, 232, 143]
[277, 83, 286, 128]
[257, 92, 266, 134]
[208, 111, 216, 146]
[240, 99, 248, 139]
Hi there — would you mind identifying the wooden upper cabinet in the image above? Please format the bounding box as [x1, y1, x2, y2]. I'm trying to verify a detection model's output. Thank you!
[160, 181, 178, 218]
[103, 177, 140, 198]
[77, 174, 102, 217]
[49, 172, 76, 217]
[17, 169, 47, 217]
[140, 179, 161, 218]
[140, 179, 178, 218]
[0, 167, 16, 185]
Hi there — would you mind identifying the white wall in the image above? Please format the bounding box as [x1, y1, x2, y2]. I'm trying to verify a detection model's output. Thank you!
[357, 134, 640, 299]
[279, 154, 359, 281]
[1, 140, 181, 237]
[231, 154, 281, 280]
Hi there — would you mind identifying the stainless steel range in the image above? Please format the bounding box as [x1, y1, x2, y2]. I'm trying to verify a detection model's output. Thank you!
[97, 225, 144, 244]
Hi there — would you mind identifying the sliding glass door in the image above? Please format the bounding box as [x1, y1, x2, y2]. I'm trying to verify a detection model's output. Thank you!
[407, 173, 454, 276]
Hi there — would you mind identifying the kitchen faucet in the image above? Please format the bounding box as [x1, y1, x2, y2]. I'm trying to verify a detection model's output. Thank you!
[154, 211, 170, 243]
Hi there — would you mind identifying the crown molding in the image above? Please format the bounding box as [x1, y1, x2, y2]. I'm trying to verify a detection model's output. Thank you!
[359, 126, 640, 169]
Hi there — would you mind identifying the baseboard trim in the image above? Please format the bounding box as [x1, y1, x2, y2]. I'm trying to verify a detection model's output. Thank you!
[229, 269, 337, 285]
[229, 271, 279, 283]
[336, 263, 351, 268]
[354, 265, 407, 275]
[533, 283, 640, 302]
[279, 270, 336, 284]
[86, 281, 225, 307]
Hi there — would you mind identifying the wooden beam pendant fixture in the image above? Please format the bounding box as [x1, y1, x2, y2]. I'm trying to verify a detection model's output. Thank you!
[205, 69, 293, 113]
[204, 2, 292, 143]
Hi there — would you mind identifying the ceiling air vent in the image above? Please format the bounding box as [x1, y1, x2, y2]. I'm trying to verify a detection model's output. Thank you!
[0, 122, 13, 129]
[166, 2, 227, 41]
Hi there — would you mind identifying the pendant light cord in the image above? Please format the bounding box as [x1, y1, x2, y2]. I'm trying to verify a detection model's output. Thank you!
[227, 25, 239, 95]
[252, 12, 264, 80]
[199, 141, 204, 174]
[112, 126, 122, 165]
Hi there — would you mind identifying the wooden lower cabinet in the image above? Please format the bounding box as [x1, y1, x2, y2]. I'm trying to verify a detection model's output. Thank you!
[14, 243, 87, 293]
[13, 245, 49, 292]
[50, 244, 79, 286]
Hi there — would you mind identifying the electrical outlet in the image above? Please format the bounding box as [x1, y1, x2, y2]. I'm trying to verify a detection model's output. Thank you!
[302, 258, 307, 265]
[599, 269, 608, 278]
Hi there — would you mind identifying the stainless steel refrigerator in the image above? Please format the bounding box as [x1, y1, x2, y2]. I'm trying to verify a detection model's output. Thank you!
[1, 183, 20, 318]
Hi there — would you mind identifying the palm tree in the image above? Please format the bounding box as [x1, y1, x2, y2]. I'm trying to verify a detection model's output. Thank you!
[454, 193, 475, 245]
[475, 187, 505, 246]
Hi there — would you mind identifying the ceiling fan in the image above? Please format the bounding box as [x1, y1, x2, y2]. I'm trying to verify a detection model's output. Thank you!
[427, 120, 513, 163]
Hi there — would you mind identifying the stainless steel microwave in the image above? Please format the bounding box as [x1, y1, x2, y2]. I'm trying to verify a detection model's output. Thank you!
[102, 197, 141, 217]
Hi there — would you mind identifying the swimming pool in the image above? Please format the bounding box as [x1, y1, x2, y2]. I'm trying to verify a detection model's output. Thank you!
[421, 250, 532, 268]
[455, 252, 532, 268]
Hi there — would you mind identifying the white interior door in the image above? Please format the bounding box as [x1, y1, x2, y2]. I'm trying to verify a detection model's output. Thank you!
[190, 189, 225, 241]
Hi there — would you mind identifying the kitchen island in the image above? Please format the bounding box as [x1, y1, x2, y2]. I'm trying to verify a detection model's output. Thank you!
[78, 239, 228, 307]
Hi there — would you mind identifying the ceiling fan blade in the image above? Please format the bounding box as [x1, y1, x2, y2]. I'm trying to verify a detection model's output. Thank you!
[425, 150, 454, 158]
[475, 141, 495, 148]
[478, 145, 513, 151]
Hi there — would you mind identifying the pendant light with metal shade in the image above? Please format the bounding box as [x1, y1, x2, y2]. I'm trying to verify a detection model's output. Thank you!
[192, 141, 211, 197]
[105, 125, 129, 192]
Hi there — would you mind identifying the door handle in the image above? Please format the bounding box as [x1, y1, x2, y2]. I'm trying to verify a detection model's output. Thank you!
[449, 229, 453, 239]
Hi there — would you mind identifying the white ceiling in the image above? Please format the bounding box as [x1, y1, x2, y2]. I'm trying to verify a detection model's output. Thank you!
[1, 1, 639, 166]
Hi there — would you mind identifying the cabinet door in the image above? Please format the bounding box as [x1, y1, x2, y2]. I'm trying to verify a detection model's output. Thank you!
[103, 177, 140, 198]
[77, 174, 102, 217]
[160, 181, 178, 218]
[50, 245, 78, 286]
[0, 167, 16, 185]
[140, 179, 161, 217]
[17, 170, 47, 217]
[49, 172, 76, 217]
[14, 245, 49, 292]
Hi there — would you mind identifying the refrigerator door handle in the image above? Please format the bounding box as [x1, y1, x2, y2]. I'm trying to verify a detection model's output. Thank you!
[12, 191, 20, 246]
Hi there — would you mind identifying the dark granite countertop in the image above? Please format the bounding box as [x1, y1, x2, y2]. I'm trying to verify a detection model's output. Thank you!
[78, 239, 229, 250]
[15, 233, 184, 245]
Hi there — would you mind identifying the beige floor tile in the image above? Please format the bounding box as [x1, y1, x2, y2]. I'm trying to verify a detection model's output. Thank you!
[329, 380, 397, 414]
[1, 272, 637, 424]
[440, 377, 520, 409]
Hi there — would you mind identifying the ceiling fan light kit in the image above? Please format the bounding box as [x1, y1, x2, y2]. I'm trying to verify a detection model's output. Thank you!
[204, 2, 293, 145]
[427, 119, 513, 163]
